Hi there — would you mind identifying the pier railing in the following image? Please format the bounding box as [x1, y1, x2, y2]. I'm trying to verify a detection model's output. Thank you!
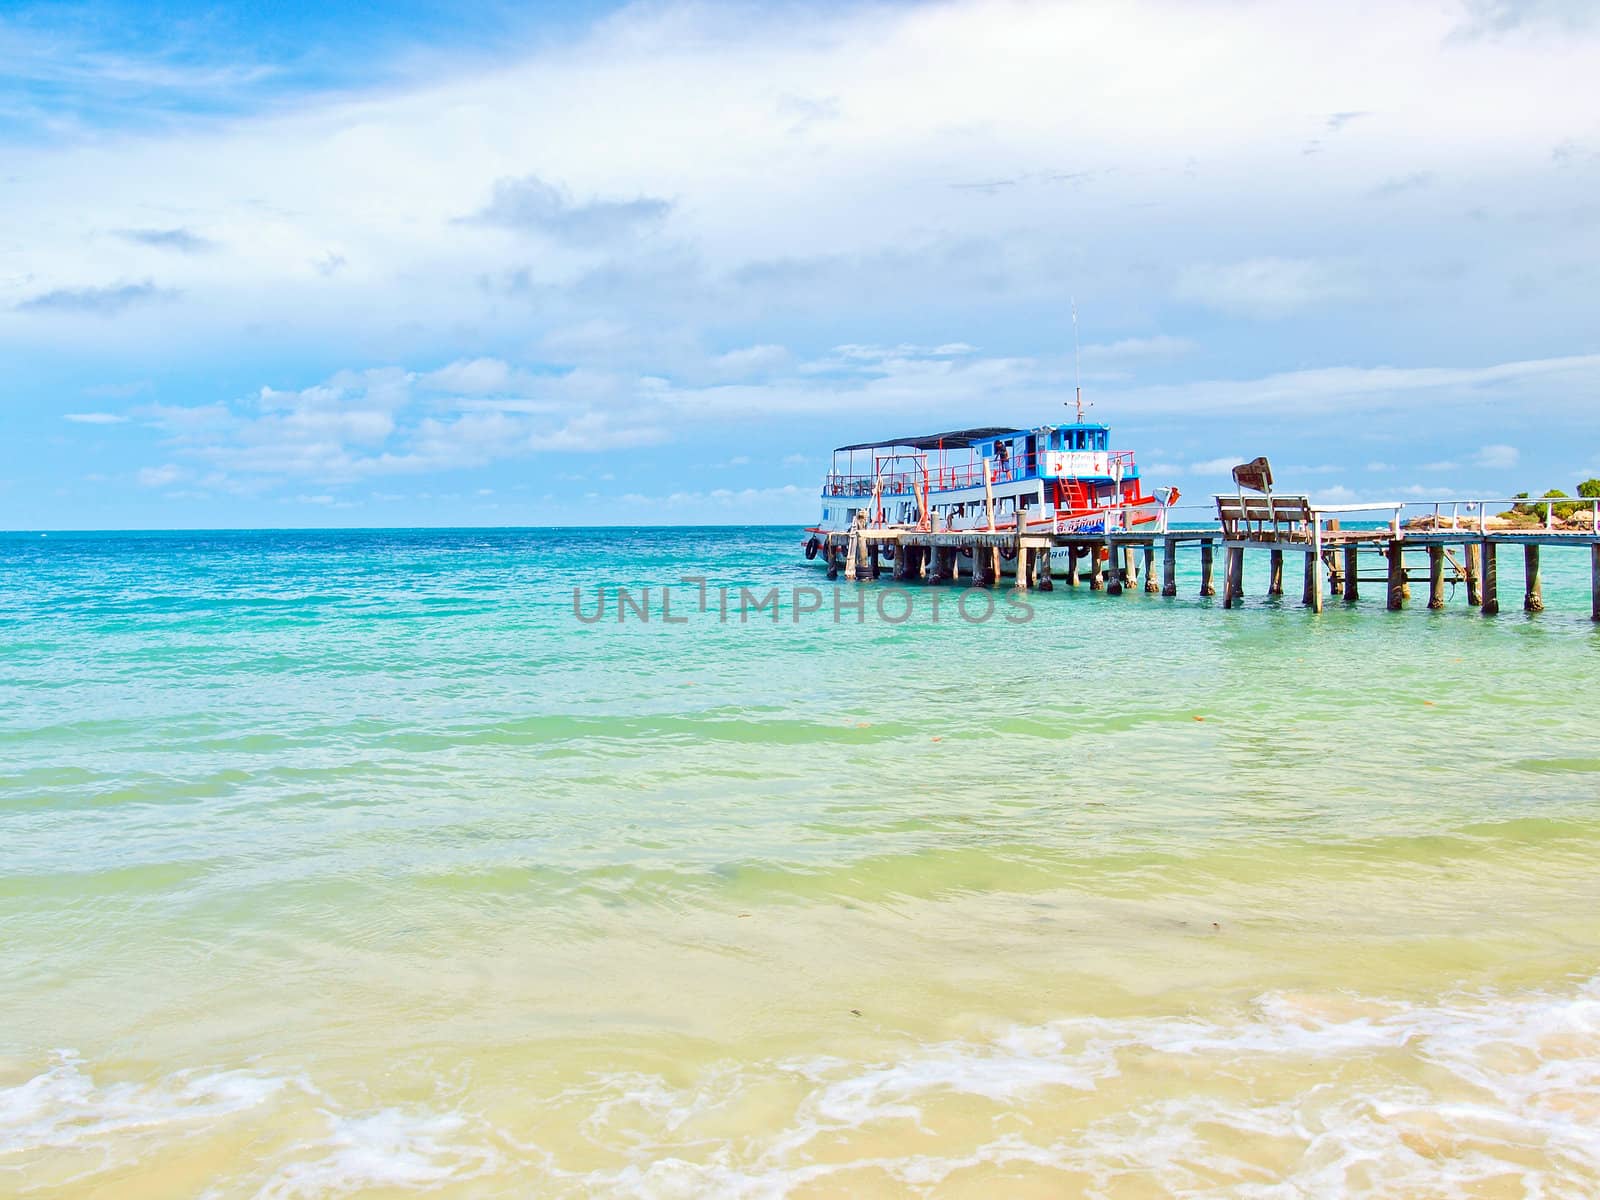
[1395, 497, 1600, 534]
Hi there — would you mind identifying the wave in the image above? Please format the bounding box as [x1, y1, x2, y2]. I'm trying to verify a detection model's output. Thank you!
[3, 974, 1598, 1196]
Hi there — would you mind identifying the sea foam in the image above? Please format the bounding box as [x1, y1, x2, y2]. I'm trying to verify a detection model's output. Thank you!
[4, 975, 1597, 1196]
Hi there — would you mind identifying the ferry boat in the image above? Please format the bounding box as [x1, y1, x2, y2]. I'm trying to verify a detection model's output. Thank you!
[802, 406, 1176, 573]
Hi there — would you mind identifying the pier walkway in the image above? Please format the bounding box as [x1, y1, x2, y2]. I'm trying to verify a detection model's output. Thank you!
[816, 493, 1600, 621]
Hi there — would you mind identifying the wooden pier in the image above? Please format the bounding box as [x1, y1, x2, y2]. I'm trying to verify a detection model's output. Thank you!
[814, 492, 1600, 621]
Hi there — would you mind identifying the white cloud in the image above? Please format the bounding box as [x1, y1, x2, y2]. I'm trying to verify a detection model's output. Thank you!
[5, 0, 1595, 360]
[1473, 443, 1519, 468]
[464, 174, 671, 244]
[712, 344, 789, 378]
[1186, 456, 1245, 475]
[137, 463, 183, 487]
[64, 411, 128, 424]
[1080, 335, 1196, 363]
[1172, 257, 1360, 318]
[1106, 353, 1600, 417]
[421, 358, 518, 395]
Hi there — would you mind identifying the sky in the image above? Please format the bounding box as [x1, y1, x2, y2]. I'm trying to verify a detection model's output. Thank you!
[3, 0, 1599, 529]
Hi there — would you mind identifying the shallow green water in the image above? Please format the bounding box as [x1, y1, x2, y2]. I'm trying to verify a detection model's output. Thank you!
[2, 528, 1598, 1198]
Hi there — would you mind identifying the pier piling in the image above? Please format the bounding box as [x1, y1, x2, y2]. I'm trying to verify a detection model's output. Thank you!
[1386, 541, 1406, 611]
[1480, 542, 1499, 616]
[969, 544, 991, 588]
[1343, 545, 1359, 604]
[1268, 549, 1284, 596]
[1162, 538, 1177, 596]
[1464, 544, 1481, 606]
[1200, 542, 1216, 597]
[1524, 545, 1543, 613]
[1303, 551, 1325, 613]
[1144, 545, 1159, 593]
[1428, 545, 1446, 610]
[1106, 539, 1123, 595]
[1090, 549, 1105, 591]
[1223, 546, 1244, 609]
[1592, 545, 1600, 621]
[1066, 548, 1080, 587]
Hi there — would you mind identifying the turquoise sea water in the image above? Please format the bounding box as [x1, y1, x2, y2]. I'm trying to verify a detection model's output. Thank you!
[3, 527, 1599, 1198]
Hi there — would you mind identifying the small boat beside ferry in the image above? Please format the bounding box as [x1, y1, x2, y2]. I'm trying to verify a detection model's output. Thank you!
[803, 408, 1177, 575]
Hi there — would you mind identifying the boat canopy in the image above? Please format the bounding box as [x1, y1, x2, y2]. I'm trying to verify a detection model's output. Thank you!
[832, 427, 1021, 453]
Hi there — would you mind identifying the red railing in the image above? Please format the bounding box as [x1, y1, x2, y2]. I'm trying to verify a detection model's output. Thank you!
[822, 472, 922, 498]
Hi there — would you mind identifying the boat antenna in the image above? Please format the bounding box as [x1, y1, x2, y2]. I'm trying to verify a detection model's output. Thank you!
[1071, 299, 1086, 423]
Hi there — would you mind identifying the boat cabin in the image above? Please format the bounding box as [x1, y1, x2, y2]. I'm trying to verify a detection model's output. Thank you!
[815, 421, 1153, 536]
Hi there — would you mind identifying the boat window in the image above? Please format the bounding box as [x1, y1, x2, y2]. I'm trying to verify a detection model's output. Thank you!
[1049, 431, 1061, 450]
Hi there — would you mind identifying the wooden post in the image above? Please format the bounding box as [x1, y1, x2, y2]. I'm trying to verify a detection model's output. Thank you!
[1162, 537, 1177, 597]
[1343, 544, 1359, 604]
[1386, 540, 1405, 610]
[1480, 541, 1499, 615]
[1592, 544, 1600, 621]
[1223, 546, 1243, 609]
[1123, 544, 1138, 589]
[1015, 546, 1030, 591]
[1038, 547, 1054, 591]
[1524, 544, 1543, 613]
[991, 546, 1002, 587]
[1199, 541, 1216, 597]
[969, 544, 989, 587]
[1144, 544, 1159, 593]
[1464, 543, 1481, 606]
[1428, 545, 1446, 610]
[1106, 539, 1123, 594]
[1327, 547, 1344, 595]
[1307, 522, 1324, 613]
[844, 532, 858, 581]
[1066, 547, 1080, 587]
[1090, 547, 1105, 591]
[1302, 552, 1315, 606]
[1268, 548, 1284, 596]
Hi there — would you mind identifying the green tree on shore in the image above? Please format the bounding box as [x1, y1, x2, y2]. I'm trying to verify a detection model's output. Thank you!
[1503, 483, 1598, 522]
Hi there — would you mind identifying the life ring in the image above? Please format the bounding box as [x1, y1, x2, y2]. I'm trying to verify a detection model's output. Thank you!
[804, 537, 820, 561]
[1000, 546, 1017, 561]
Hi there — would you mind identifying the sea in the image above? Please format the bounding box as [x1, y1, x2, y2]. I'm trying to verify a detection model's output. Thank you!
[2, 527, 1598, 1198]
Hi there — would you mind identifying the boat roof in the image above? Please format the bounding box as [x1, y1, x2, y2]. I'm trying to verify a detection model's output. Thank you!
[833, 421, 1110, 453]
[833, 427, 1022, 453]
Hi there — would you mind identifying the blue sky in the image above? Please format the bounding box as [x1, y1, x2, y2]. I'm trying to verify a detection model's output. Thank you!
[4, 0, 1599, 528]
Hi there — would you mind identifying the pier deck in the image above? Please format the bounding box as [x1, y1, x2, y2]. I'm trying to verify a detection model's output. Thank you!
[814, 502, 1600, 620]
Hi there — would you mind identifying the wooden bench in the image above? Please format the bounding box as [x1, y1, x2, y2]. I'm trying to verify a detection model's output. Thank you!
[1215, 493, 1314, 541]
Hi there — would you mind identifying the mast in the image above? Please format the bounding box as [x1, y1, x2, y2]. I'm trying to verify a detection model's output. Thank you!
[1072, 299, 1084, 423]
